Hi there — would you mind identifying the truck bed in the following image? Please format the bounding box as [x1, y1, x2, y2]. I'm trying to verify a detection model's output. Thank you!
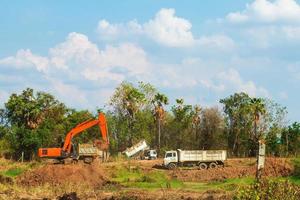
[178, 150, 226, 162]
[123, 140, 148, 157]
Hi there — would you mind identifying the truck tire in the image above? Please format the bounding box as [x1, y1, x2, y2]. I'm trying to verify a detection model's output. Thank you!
[83, 157, 93, 164]
[168, 163, 177, 170]
[198, 163, 208, 170]
[209, 162, 217, 169]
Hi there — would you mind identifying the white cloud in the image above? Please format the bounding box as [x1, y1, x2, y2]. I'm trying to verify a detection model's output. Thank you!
[226, 0, 300, 24]
[0, 32, 150, 83]
[0, 49, 49, 72]
[97, 19, 143, 41]
[200, 68, 269, 98]
[97, 8, 195, 47]
[49, 32, 100, 70]
[49, 79, 88, 107]
[97, 8, 196, 47]
[200, 79, 225, 92]
[217, 68, 269, 97]
[97, 8, 236, 50]
[143, 8, 195, 47]
[0, 32, 152, 108]
[227, 12, 249, 23]
[197, 35, 236, 51]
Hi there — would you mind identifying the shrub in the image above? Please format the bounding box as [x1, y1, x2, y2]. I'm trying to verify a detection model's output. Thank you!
[234, 179, 300, 200]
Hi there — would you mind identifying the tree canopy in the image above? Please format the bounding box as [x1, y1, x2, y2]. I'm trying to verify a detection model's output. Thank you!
[0, 83, 298, 160]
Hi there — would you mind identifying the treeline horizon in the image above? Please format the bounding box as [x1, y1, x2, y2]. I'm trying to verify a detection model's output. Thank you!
[0, 81, 299, 160]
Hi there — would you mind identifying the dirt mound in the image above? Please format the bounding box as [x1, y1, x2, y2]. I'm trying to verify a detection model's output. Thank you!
[169, 158, 292, 182]
[18, 163, 108, 187]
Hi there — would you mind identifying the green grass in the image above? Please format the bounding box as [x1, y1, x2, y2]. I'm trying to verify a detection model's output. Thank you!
[112, 165, 183, 190]
[2, 168, 24, 177]
[111, 164, 256, 192]
[182, 177, 255, 192]
[0, 158, 42, 179]
[292, 157, 300, 177]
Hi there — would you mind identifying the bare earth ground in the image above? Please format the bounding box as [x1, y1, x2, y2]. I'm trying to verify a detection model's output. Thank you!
[0, 157, 294, 200]
[168, 158, 293, 182]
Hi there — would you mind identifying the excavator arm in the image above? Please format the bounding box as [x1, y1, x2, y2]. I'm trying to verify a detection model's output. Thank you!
[38, 113, 109, 159]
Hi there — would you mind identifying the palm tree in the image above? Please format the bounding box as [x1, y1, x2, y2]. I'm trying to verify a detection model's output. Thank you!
[152, 93, 168, 152]
[192, 105, 201, 148]
[250, 97, 266, 181]
[250, 98, 266, 140]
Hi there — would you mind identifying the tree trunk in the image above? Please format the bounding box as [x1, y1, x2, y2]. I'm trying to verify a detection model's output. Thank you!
[158, 118, 161, 153]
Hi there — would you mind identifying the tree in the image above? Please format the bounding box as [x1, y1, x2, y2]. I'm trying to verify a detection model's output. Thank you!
[220, 93, 253, 156]
[282, 122, 300, 156]
[110, 82, 146, 146]
[249, 98, 267, 181]
[198, 107, 225, 150]
[152, 93, 168, 152]
[169, 99, 193, 148]
[191, 105, 201, 148]
[249, 98, 267, 140]
[2, 88, 68, 160]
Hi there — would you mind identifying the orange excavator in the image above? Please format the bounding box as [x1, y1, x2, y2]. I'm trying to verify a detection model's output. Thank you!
[38, 113, 109, 163]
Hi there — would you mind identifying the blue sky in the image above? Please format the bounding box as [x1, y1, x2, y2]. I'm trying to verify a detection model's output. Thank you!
[1, 0, 300, 122]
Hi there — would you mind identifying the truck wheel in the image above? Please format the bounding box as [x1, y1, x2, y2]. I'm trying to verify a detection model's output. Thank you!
[168, 163, 176, 170]
[72, 159, 78, 164]
[83, 157, 93, 164]
[209, 162, 217, 169]
[198, 163, 208, 170]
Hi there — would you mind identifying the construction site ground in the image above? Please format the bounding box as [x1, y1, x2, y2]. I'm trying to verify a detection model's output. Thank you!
[0, 157, 299, 200]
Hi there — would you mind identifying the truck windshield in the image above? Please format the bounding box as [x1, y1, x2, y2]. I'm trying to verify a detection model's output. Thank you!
[165, 153, 173, 158]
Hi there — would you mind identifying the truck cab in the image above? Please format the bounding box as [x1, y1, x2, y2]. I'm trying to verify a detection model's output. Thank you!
[143, 149, 157, 160]
[164, 150, 178, 168]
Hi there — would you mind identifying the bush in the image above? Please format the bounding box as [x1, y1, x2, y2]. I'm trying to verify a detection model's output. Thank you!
[234, 180, 300, 200]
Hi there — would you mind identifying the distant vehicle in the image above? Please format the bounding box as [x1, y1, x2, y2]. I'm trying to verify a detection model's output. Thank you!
[123, 140, 148, 158]
[142, 149, 157, 160]
[163, 149, 227, 170]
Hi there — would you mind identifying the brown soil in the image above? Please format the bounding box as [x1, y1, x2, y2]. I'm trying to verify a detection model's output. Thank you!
[13, 157, 294, 200]
[0, 174, 13, 184]
[17, 162, 108, 187]
[58, 192, 80, 200]
[169, 158, 293, 182]
[85, 190, 231, 200]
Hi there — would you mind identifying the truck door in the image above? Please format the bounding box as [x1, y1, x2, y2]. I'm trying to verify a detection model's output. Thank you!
[164, 151, 177, 166]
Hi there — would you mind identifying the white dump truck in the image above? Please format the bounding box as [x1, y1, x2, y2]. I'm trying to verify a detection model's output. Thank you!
[75, 143, 109, 163]
[123, 140, 149, 158]
[163, 149, 227, 170]
[142, 149, 157, 160]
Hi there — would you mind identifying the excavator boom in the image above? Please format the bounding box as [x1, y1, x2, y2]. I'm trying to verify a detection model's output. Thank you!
[38, 113, 109, 159]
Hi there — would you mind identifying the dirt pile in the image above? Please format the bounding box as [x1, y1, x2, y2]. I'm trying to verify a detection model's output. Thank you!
[169, 158, 292, 182]
[18, 163, 108, 187]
